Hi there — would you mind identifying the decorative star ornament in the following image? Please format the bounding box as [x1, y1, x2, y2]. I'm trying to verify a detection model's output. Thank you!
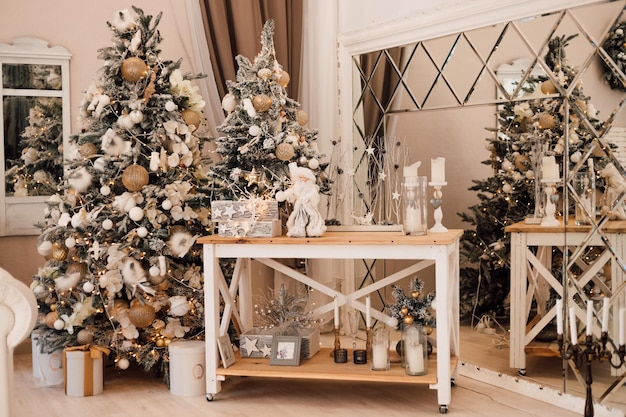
[260, 344, 272, 357]
[241, 336, 260, 355]
[365, 147, 375, 156]
[392, 191, 401, 200]
[223, 204, 236, 219]
[346, 168, 355, 177]
[212, 206, 223, 218]
[247, 168, 259, 186]
[378, 171, 387, 181]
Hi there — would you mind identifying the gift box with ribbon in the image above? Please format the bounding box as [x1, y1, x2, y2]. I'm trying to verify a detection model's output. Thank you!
[63, 345, 109, 397]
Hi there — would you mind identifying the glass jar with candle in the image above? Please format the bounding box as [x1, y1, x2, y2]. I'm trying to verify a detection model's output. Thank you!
[401, 176, 427, 236]
[370, 327, 390, 371]
[402, 324, 428, 376]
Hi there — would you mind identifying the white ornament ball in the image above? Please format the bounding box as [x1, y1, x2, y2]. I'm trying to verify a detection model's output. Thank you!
[65, 237, 76, 248]
[129, 206, 144, 221]
[58, 212, 71, 227]
[571, 151, 582, 163]
[299, 156, 308, 165]
[102, 219, 114, 230]
[76, 329, 94, 345]
[308, 158, 320, 170]
[94, 157, 106, 171]
[526, 170, 535, 180]
[161, 199, 173, 211]
[53, 319, 65, 330]
[249, 125, 262, 137]
[149, 265, 161, 277]
[503, 183, 513, 193]
[130, 110, 144, 124]
[137, 226, 148, 238]
[165, 100, 178, 112]
[275, 190, 286, 202]
[221, 93, 237, 112]
[33, 285, 45, 297]
[168, 295, 191, 316]
[83, 282, 95, 293]
[258, 68, 272, 80]
[38, 240, 52, 256]
[117, 358, 130, 370]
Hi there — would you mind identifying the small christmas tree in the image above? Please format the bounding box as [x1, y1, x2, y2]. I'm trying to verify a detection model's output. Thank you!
[210, 20, 330, 217]
[31, 7, 213, 372]
[388, 277, 436, 330]
[458, 34, 607, 319]
[5, 97, 63, 196]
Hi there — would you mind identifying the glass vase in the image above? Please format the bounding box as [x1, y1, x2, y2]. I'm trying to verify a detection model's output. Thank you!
[401, 176, 427, 235]
[401, 324, 428, 376]
[370, 327, 390, 371]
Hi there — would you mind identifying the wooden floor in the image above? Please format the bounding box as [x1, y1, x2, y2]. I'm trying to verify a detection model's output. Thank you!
[11, 326, 626, 417]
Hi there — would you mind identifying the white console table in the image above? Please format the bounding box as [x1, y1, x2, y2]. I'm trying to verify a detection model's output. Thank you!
[199, 230, 462, 413]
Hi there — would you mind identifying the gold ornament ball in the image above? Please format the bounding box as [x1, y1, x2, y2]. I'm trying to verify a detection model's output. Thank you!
[540, 80, 557, 95]
[128, 302, 156, 329]
[252, 94, 273, 112]
[66, 262, 87, 279]
[275, 142, 295, 161]
[79, 143, 98, 158]
[156, 338, 165, 347]
[276, 70, 290, 87]
[51, 242, 68, 261]
[76, 329, 94, 345]
[296, 109, 308, 126]
[44, 311, 59, 328]
[538, 112, 555, 130]
[122, 164, 149, 192]
[121, 57, 148, 82]
[400, 307, 409, 315]
[403, 315, 414, 325]
[181, 109, 201, 131]
[411, 291, 419, 299]
[424, 325, 433, 335]
[514, 154, 531, 172]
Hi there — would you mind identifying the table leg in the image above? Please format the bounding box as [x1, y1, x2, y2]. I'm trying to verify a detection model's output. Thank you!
[509, 232, 527, 374]
[203, 244, 222, 397]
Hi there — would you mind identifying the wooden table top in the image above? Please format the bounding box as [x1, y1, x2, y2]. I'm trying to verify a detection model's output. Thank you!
[505, 218, 626, 233]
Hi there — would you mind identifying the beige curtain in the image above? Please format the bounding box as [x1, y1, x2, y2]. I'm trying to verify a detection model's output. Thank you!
[199, 0, 303, 100]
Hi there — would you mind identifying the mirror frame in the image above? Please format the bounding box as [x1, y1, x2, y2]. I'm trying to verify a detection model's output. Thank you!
[0, 37, 71, 235]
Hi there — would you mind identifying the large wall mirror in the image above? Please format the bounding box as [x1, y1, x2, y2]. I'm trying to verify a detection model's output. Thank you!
[348, 0, 626, 411]
[0, 38, 71, 235]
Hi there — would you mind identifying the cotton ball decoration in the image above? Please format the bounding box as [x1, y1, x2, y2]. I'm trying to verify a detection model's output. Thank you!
[102, 219, 114, 230]
[296, 110, 308, 126]
[137, 226, 148, 238]
[111, 9, 135, 32]
[53, 319, 65, 330]
[117, 113, 135, 130]
[258, 68, 272, 80]
[37, 240, 52, 256]
[249, 125, 262, 137]
[129, 206, 144, 221]
[242, 98, 257, 118]
[168, 295, 191, 316]
[117, 358, 130, 370]
[130, 110, 144, 124]
[83, 281, 95, 293]
[308, 158, 320, 170]
[76, 329, 94, 345]
[275, 190, 286, 202]
[121, 57, 148, 82]
[58, 212, 71, 227]
[253, 94, 272, 112]
[122, 164, 149, 191]
[221, 93, 237, 112]
[276, 142, 295, 161]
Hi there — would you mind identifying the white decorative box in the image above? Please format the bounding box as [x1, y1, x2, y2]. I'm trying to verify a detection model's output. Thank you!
[63, 346, 107, 397]
[217, 219, 281, 237]
[168, 340, 206, 397]
[211, 200, 279, 222]
[239, 327, 320, 359]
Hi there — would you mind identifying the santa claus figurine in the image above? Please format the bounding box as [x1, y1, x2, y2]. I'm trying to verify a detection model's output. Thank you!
[276, 162, 327, 237]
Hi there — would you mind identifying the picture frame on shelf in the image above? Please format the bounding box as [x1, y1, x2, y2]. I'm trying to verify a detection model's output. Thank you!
[217, 335, 236, 368]
[270, 335, 301, 366]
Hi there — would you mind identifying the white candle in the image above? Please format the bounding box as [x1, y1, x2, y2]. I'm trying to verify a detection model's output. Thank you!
[586, 300, 594, 336]
[334, 296, 339, 326]
[555, 298, 563, 335]
[602, 297, 609, 333]
[617, 307, 626, 346]
[406, 343, 425, 374]
[372, 344, 388, 369]
[403, 161, 421, 178]
[366, 295, 371, 328]
[542, 156, 559, 181]
[431, 157, 446, 183]
[569, 307, 578, 345]
[404, 206, 422, 232]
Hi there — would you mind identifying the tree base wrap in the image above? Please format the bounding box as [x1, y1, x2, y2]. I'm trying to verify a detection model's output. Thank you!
[63, 345, 109, 397]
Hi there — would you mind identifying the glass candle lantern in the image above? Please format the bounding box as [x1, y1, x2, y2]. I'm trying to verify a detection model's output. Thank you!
[402, 176, 427, 236]
[402, 324, 428, 376]
[370, 327, 390, 371]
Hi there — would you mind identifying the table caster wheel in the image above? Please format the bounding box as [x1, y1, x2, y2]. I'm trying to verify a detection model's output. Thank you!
[439, 405, 448, 414]
[518, 368, 527, 376]
[206, 394, 214, 402]
[451, 378, 455, 387]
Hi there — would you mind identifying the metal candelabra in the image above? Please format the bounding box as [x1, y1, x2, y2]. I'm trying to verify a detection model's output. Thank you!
[557, 332, 626, 417]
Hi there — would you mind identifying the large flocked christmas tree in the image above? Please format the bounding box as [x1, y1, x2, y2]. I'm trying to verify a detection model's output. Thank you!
[458, 34, 606, 320]
[210, 20, 331, 218]
[31, 7, 213, 372]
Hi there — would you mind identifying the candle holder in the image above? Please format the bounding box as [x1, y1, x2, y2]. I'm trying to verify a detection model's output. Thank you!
[557, 332, 626, 417]
[428, 182, 448, 233]
[333, 325, 348, 363]
[540, 180, 560, 227]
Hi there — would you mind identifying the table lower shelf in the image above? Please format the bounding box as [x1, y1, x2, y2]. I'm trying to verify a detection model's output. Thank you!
[217, 347, 458, 385]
